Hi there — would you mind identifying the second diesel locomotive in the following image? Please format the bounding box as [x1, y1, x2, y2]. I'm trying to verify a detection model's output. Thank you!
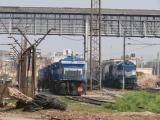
[102, 60, 137, 89]
[38, 56, 87, 95]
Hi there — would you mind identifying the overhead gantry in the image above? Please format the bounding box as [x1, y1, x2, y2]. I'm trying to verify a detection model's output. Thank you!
[0, 7, 159, 37]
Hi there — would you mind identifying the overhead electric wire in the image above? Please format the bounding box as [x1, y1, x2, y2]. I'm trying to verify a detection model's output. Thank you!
[127, 38, 160, 51]
[122, 38, 160, 60]
[61, 36, 83, 42]
[0, 43, 16, 45]
[127, 43, 158, 52]
[127, 43, 160, 46]
[127, 38, 154, 45]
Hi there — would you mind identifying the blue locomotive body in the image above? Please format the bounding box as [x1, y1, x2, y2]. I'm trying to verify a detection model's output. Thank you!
[38, 56, 87, 95]
[102, 60, 137, 89]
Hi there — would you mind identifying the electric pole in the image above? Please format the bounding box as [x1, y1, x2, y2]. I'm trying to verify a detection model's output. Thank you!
[157, 52, 159, 76]
[122, 32, 126, 90]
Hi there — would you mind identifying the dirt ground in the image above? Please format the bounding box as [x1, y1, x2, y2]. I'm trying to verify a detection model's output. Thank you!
[0, 90, 160, 120]
[0, 109, 160, 120]
[0, 109, 43, 120]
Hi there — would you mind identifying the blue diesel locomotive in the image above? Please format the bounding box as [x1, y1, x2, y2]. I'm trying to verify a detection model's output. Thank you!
[38, 56, 87, 95]
[102, 60, 137, 89]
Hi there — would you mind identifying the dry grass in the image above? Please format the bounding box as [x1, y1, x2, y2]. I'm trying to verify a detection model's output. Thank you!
[0, 84, 9, 98]
[137, 73, 158, 88]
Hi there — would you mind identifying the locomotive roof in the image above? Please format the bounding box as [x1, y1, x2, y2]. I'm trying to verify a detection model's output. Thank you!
[117, 60, 136, 66]
[61, 56, 84, 62]
[39, 56, 85, 70]
[102, 60, 136, 69]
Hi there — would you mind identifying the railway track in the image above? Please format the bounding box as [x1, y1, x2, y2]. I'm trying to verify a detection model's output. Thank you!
[104, 87, 160, 94]
[140, 88, 160, 93]
[65, 96, 115, 105]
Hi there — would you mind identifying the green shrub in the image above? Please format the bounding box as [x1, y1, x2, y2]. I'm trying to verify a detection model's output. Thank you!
[105, 91, 160, 113]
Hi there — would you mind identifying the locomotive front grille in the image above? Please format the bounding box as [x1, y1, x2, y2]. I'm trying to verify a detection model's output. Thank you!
[64, 70, 81, 80]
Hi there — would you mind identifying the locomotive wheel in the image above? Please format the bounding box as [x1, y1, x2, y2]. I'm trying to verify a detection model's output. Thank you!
[70, 82, 77, 95]
[59, 82, 67, 95]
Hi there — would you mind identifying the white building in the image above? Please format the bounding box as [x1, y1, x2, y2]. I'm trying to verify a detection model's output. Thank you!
[51, 49, 82, 63]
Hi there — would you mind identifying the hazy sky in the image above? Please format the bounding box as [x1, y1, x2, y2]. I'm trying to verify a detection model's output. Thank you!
[0, 0, 160, 61]
[0, 0, 159, 9]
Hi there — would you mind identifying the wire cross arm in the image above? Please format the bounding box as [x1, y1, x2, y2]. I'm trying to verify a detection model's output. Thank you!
[12, 27, 32, 46]
[35, 28, 56, 47]
[8, 36, 24, 51]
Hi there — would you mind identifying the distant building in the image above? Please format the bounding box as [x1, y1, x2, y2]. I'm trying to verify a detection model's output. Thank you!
[0, 50, 13, 61]
[51, 49, 82, 63]
[0, 50, 17, 84]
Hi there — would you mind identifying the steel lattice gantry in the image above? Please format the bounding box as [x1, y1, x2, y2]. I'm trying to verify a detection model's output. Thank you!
[90, 0, 102, 90]
[0, 7, 160, 37]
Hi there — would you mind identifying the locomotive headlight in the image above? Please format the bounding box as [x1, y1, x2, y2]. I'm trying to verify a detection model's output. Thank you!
[125, 70, 136, 77]
[131, 70, 136, 75]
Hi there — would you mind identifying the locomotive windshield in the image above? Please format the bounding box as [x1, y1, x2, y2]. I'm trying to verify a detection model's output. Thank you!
[63, 64, 85, 80]
[117, 62, 136, 77]
[124, 66, 136, 77]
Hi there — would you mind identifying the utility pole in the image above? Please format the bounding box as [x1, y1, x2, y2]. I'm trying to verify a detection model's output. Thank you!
[8, 36, 24, 90]
[99, 0, 102, 90]
[157, 52, 159, 76]
[84, 19, 89, 61]
[12, 27, 30, 94]
[141, 57, 143, 68]
[122, 32, 126, 90]
[90, 0, 93, 90]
